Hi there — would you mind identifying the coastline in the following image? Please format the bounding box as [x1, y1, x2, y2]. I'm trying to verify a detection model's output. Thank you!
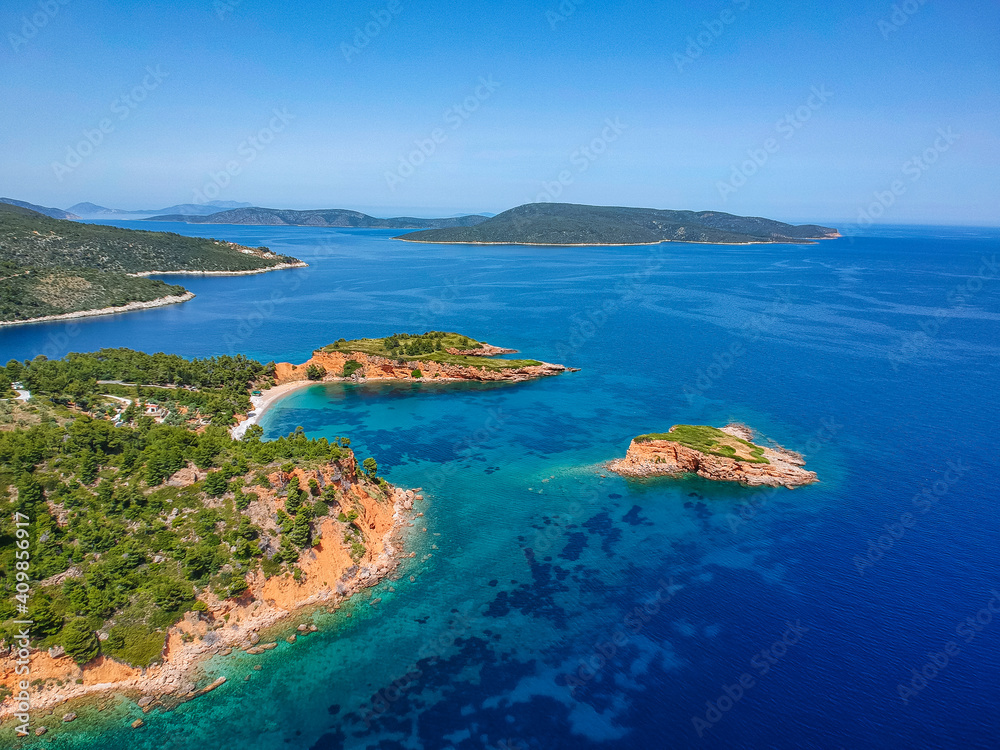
[130, 261, 308, 277]
[0, 470, 418, 727]
[231, 348, 570, 439]
[0, 292, 196, 328]
[231, 380, 319, 439]
[393, 234, 839, 247]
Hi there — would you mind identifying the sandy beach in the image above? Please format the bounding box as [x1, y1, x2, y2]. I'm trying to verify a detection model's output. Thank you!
[231, 380, 319, 439]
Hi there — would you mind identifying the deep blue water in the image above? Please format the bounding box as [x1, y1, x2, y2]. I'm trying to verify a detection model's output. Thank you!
[4, 221, 1000, 750]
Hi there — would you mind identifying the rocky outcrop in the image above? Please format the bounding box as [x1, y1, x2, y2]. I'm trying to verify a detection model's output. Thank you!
[273, 349, 565, 385]
[608, 424, 817, 488]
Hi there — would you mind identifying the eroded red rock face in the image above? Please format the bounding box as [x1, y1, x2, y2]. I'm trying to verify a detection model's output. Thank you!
[608, 435, 818, 489]
[274, 350, 565, 385]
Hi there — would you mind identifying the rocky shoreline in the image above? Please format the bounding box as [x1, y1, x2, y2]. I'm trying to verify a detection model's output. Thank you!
[0, 464, 420, 730]
[130, 261, 308, 277]
[608, 424, 818, 488]
[273, 348, 568, 385]
[0, 292, 196, 327]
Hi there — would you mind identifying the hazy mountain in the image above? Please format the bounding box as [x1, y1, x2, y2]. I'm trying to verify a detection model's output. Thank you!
[67, 201, 253, 219]
[143, 206, 491, 229]
[0, 197, 80, 220]
[395, 203, 840, 246]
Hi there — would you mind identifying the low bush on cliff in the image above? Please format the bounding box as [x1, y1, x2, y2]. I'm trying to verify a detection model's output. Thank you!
[634, 425, 769, 464]
[323, 332, 545, 371]
[103, 625, 166, 667]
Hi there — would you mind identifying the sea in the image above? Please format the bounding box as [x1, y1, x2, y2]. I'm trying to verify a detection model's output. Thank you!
[3, 221, 999, 750]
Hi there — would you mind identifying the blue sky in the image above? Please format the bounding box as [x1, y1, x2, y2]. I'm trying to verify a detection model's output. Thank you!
[1, 0, 997, 224]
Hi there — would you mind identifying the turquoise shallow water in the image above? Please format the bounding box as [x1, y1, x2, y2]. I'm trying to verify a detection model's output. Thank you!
[4, 222, 1000, 749]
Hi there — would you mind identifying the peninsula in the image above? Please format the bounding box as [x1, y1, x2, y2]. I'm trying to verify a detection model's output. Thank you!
[608, 424, 818, 488]
[232, 332, 570, 438]
[0, 348, 415, 730]
[0, 335, 564, 731]
[395, 203, 840, 246]
[0, 203, 305, 324]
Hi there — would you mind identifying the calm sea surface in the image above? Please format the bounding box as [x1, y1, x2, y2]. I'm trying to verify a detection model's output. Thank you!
[4, 221, 999, 750]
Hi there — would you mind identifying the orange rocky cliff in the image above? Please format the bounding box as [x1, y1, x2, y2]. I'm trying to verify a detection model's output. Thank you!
[273, 349, 566, 385]
[608, 424, 818, 488]
[0, 455, 420, 722]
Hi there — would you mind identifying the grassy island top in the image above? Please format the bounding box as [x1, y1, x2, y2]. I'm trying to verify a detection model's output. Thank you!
[321, 331, 545, 371]
[635, 425, 770, 464]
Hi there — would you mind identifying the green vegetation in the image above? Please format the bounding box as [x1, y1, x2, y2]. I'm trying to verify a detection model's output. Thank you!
[325, 332, 543, 371]
[144, 206, 490, 229]
[102, 625, 166, 667]
[635, 425, 770, 464]
[396, 203, 838, 246]
[342, 360, 363, 378]
[13, 347, 272, 425]
[0, 262, 188, 322]
[0, 203, 303, 322]
[0, 349, 387, 669]
[306, 364, 326, 381]
[411, 369, 422, 379]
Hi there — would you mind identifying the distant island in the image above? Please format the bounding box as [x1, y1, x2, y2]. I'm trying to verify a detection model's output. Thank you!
[0, 203, 305, 325]
[142, 206, 492, 229]
[67, 200, 253, 220]
[395, 203, 840, 246]
[0, 197, 80, 220]
[608, 424, 818, 488]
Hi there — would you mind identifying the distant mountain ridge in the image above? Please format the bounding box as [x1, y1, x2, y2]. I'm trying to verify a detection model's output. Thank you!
[68, 201, 253, 219]
[0, 197, 80, 220]
[143, 206, 491, 229]
[395, 203, 840, 246]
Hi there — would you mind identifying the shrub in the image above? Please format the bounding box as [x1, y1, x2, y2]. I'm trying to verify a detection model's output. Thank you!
[103, 625, 166, 668]
[411, 369, 422, 379]
[306, 364, 326, 381]
[62, 619, 100, 664]
[342, 360, 362, 378]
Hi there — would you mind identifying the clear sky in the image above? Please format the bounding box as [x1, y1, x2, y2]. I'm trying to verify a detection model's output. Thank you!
[1, 0, 997, 224]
